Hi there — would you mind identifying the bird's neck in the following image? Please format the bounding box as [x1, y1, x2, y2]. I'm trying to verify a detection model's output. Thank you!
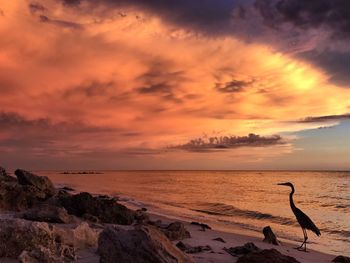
[289, 187, 297, 210]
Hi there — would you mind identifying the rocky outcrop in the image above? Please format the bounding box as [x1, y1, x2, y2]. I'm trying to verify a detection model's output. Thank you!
[98, 225, 194, 263]
[0, 170, 57, 211]
[56, 191, 135, 224]
[333, 255, 350, 263]
[236, 249, 300, 263]
[0, 218, 75, 262]
[176, 241, 212, 254]
[15, 169, 55, 198]
[224, 242, 261, 257]
[160, 222, 191, 241]
[0, 166, 16, 182]
[22, 204, 75, 224]
[263, 226, 279, 245]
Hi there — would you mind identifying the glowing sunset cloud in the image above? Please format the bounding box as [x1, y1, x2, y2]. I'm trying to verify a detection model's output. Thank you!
[1, 0, 350, 169]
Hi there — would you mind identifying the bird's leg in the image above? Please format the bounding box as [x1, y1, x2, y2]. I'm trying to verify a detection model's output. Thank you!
[295, 229, 307, 250]
[303, 229, 308, 252]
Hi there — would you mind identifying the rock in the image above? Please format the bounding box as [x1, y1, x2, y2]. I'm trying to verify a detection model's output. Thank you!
[263, 226, 279, 245]
[56, 191, 135, 224]
[160, 222, 191, 241]
[135, 209, 150, 224]
[98, 225, 194, 263]
[224, 242, 261, 257]
[15, 169, 55, 198]
[0, 218, 75, 261]
[19, 245, 75, 263]
[176, 241, 212, 254]
[0, 166, 16, 182]
[60, 186, 75, 192]
[236, 249, 301, 263]
[190, 221, 211, 231]
[82, 213, 100, 223]
[0, 181, 49, 211]
[53, 222, 101, 250]
[22, 204, 74, 224]
[212, 237, 226, 243]
[333, 255, 350, 263]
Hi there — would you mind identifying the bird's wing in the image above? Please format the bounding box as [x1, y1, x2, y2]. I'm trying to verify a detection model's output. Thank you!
[294, 208, 321, 236]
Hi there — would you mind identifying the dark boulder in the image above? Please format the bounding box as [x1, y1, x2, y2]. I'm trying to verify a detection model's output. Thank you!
[160, 222, 191, 241]
[263, 226, 279, 245]
[98, 225, 194, 263]
[0, 181, 48, 211]
[176, 241, 212, 254]
[333, 255, 350, 263]
[22, 204, 75, 224]
[56, 191, 135, 224]
[236, 249, 301, 263]
[15, 169, 55, 198]
[224, 242, 261, 257]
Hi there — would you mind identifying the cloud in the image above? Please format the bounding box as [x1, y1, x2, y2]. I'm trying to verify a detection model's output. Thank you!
[29, 3, 47, 14]
[297, 50, 350, 87]
[298, 113, 350, 123]
[38, 15, 84, 29]
[170, 133, 285, 152]
[215, 79, 253, 93]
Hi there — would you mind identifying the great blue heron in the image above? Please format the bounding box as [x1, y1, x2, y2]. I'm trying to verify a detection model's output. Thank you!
[278, 182, 321, 251]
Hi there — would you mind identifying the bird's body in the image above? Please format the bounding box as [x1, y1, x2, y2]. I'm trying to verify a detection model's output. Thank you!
[278, 182, 320, 251]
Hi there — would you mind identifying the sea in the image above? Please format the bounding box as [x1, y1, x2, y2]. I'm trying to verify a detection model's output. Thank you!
[40, 170, 350, 256]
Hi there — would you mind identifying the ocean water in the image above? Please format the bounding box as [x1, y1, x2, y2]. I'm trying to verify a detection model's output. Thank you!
[40, 170, 350, 256]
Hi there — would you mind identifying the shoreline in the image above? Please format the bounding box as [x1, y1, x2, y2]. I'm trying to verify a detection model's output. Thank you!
[0, 168, 344, 263]
[144, 211, 335, 263]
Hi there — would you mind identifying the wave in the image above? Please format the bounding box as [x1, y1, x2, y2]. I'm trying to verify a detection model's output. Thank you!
[192, 202, 296, 226]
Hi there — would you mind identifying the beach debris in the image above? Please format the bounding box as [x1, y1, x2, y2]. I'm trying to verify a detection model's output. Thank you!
[263, 226, 280, 245]
[22, 204, 75, 224]
[190, 221, 212, 231]
[160, 221, 191, 241]
[333, 255, 350, 263]
[236, 248, 301, 263]
[224, 242, 261, 257]
[15, 169, 56, 198]
[212, 237, 226, 243]
[98, 225, 194, 263]
[176, 241, 212, 254]
[55, 191, 135, 224]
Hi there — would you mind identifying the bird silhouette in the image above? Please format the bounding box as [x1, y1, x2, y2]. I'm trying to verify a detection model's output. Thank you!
[278, 182, 321, 251]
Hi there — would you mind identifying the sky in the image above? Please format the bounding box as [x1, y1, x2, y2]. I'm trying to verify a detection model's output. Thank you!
[1, 0, 350, 170]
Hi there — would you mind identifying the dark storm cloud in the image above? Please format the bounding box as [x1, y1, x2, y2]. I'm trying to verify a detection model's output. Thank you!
[61, 0, 244, 35]
[297, 50, 350, 87]
[298, 113, 350, 123]
[0, 111, 115, 133]
[256, 0, 350, 39]
[170, 133, 284, 152]
[215, 80, 253, 93]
